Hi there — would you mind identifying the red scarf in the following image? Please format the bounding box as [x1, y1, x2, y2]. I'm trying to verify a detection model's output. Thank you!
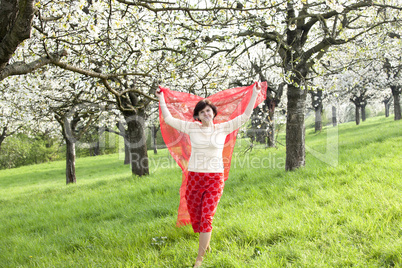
[159, 82, 267, 226]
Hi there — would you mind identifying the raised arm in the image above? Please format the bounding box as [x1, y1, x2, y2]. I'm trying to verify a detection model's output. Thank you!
[156, 88, 189, 133]
[156, 88, 172, 119]
[243, 82, 261, 118]
[220, 82, 261, 133]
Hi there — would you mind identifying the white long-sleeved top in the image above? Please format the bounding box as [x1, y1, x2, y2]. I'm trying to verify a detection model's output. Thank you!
[160, 89, 258, 173]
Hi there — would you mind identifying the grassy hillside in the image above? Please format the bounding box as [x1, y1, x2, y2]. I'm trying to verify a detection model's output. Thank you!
[0, 116, 401, 267]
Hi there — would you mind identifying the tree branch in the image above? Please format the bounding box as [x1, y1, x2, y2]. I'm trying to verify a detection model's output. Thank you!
[116, 0, 276, 13]
[119, 87, 158, 101]
[50, 58, 152, 79]
[0, 50, 67, 81]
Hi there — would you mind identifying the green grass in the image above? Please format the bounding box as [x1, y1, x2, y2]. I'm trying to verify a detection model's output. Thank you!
[0, 116, 401, 267]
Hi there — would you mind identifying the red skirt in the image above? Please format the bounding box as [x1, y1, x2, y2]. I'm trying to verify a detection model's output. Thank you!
[185, 171, 225, 233]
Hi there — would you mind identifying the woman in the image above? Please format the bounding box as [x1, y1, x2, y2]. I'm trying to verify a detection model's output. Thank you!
[156, 82, 262, 267]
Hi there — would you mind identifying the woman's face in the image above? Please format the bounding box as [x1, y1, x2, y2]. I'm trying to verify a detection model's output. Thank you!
[198, 105, 214, 123]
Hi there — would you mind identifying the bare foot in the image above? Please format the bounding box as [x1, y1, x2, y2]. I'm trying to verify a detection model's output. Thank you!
[194, 257, 203, 267]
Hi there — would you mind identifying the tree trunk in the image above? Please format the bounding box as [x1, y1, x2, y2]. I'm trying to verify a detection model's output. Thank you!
[152, 124, 158, 154]
[384, 101, 390, 117]
[394, 93, 401, 120]
[267, 109, 275, 147]
[91, 141, 100, 156]
[361, 105, 366, 122]
[332, 106, 337, 126]
[315, 104, 323, 132]
[311, 89, 323, 132]
[124, 141, 130, 165]
[285, 84, 307, 171]
[125, 113, 149, 176]
[116, 120, 131, 165]
[355, 105, 361, 125]
[66, 139, 76, 184]
[0, 0, 35, 71]
[0, 127, 7, 153]
[56, 115, 78, 184]
[391, 86, 401, 121]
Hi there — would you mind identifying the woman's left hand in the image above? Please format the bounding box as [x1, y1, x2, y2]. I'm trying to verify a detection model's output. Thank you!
[254, 82, 262, 93]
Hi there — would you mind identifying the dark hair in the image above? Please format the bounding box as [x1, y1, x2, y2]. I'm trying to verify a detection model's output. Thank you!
[193, 99, 218, 122]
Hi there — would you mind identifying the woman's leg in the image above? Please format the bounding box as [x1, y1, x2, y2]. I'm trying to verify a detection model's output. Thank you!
[192, 173, 224, 267]
[186, 172, 203, 233]
[194, 232, 212, 267]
